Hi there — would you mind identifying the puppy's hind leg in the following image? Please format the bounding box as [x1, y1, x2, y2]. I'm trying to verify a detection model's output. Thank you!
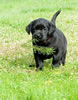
[61, 53, 66, 66]
[52, 58, 61, 69]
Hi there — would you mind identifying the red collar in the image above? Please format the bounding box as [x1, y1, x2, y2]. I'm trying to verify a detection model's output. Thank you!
[44, 34, 53, 44]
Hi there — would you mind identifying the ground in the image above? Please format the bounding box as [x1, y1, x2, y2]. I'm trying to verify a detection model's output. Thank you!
[0, 0, 78, 100]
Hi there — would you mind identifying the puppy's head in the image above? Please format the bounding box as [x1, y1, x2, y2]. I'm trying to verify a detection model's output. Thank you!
[26, 18, 56, 42]
[26, 10, 61, 43]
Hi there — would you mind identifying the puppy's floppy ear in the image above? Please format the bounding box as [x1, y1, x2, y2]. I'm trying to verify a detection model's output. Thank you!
[48, 22, 56, 35]
[26, 22, 32, 34]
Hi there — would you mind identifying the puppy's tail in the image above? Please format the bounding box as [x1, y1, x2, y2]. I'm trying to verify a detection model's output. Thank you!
[51, 10, 61, 25]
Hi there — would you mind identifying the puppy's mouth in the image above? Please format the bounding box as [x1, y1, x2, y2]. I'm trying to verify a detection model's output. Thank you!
[32, 38, 49, 45]
[32, 38, 44, 43]
[32, 34, 43, 42]
[32, 33, 50, 44]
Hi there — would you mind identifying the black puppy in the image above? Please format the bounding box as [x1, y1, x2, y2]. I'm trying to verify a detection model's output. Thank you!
[26, 10, 67, 70]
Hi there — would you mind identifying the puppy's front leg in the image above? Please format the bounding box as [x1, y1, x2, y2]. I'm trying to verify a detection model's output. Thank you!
[34, 53, 43, 71]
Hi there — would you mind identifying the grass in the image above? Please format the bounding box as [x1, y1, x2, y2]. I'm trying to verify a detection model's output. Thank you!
[0, 0, 78, 100]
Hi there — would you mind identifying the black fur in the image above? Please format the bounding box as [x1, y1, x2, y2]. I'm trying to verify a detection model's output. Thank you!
[26, 10, 67, 70]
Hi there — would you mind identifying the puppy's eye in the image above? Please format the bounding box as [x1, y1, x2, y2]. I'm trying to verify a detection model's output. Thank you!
[43, 28, 46, 31]
[36, 25, 45, 30]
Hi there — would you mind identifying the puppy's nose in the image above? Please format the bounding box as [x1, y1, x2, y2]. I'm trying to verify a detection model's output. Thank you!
[34, 34, 42, 39]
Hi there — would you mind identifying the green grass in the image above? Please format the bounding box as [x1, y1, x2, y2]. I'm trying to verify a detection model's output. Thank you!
[0, 0, 78, 100]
